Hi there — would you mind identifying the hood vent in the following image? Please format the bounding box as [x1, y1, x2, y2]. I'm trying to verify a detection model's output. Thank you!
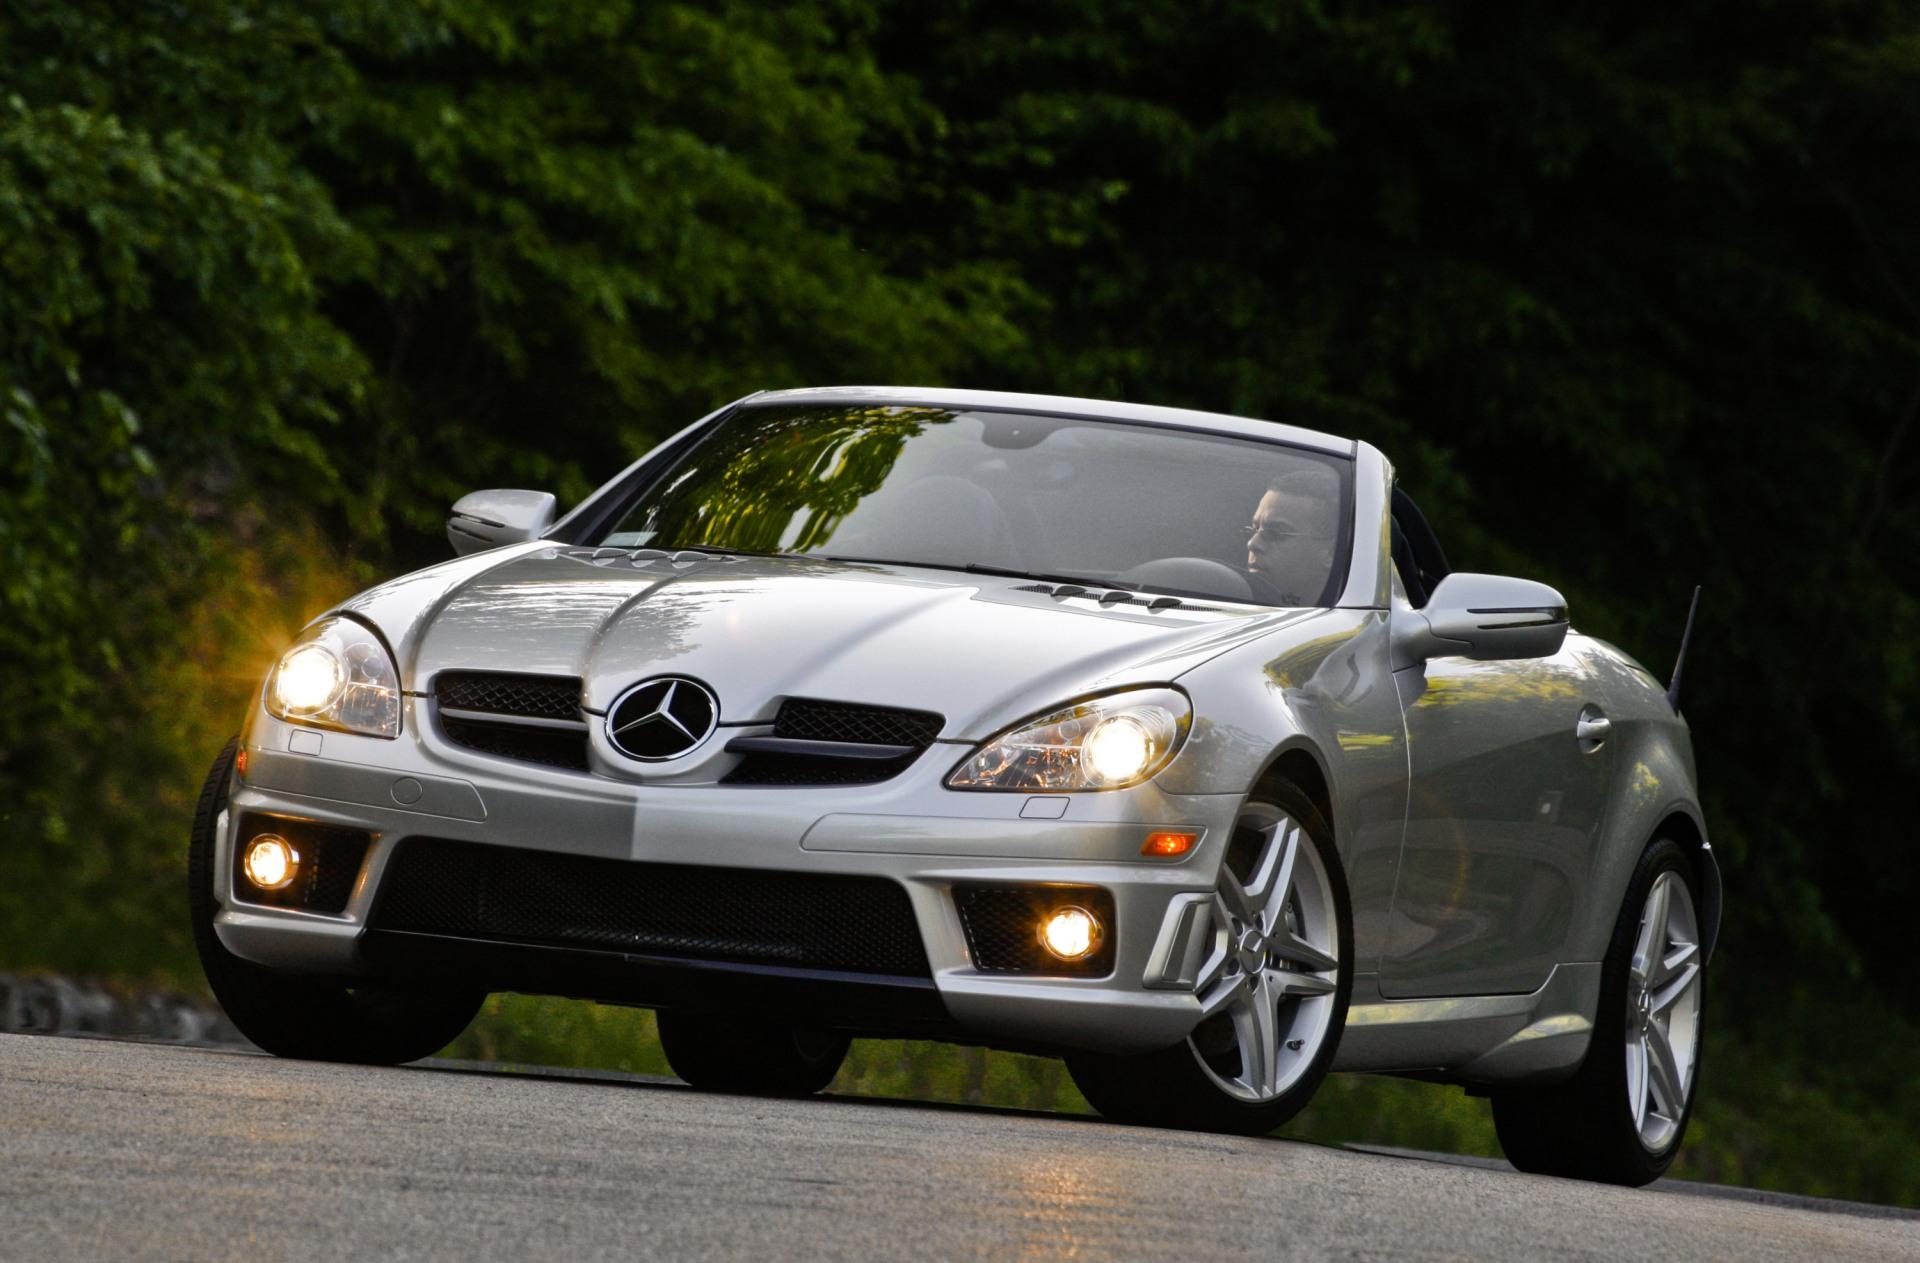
[723, 699, 944, 787]
[1013, 582, 1187, 612]
[433, 671, 590, 772]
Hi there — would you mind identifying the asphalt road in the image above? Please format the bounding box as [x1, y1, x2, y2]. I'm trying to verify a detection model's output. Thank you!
[2, 1034, 1914, 1262]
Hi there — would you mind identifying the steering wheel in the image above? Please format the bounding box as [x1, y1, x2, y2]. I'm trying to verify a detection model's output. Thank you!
[1118, 557, 1253, 600]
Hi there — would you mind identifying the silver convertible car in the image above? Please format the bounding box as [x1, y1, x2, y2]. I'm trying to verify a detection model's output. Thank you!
[190, 386, 1717, 1186]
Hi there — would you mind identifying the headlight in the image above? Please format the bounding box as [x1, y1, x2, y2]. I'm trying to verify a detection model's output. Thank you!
[947, 687, 1190, 792]
[266, 617, 402, 738]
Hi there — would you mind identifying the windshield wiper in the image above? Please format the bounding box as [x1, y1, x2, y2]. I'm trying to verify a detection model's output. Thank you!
[808, 555, 1143, 592]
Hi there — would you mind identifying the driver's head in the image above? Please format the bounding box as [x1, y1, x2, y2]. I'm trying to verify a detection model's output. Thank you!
[1246, 466, 1340, 601]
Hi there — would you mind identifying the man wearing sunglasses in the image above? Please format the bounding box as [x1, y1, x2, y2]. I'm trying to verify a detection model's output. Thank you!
[1243, 466, 1341, 606]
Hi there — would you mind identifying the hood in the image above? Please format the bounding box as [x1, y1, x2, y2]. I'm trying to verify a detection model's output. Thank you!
[342, 547, 1315, 739]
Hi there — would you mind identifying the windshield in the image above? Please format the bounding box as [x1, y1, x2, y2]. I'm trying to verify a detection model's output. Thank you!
[596, 405, 1354, 607]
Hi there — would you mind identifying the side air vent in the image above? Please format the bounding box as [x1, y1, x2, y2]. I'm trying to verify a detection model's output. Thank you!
[723, 699, 944, 786]
[433, 671, 590, 771]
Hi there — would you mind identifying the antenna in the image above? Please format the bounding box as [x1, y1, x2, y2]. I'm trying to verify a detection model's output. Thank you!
[1666, 585, 1702, 713]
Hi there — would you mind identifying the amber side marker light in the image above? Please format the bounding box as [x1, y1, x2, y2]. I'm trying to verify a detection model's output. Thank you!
[243, 834, 300, 891]
[1142, 830, 1198, 858]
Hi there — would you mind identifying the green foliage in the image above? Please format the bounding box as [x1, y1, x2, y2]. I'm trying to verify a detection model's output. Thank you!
[620, 406, 953, 550]
[5, 0, 1919, 1208]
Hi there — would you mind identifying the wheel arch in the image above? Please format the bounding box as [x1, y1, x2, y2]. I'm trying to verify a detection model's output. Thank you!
[1250, 742, 1335, 841]
[1655, 805, 1722, 963]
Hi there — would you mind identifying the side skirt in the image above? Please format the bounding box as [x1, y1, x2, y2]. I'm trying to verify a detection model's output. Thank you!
[1331, 963, 1600, 1085]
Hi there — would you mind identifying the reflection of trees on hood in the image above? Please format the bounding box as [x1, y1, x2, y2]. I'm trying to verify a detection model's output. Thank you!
[643, 407, 956, 553]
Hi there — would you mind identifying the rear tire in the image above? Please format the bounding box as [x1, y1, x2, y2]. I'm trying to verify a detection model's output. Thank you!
[1491, 837, 1706, 1185]
[189, 737, 484, 1064]
[657, 1010, 850, 1096]
[1066, 779, 1352, 1135]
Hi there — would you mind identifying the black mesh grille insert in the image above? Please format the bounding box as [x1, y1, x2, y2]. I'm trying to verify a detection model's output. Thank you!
[434, 672, 583, 721]
[724, 699, 944, 786]
[774, 699, 942, 747]
[234, 813, 371, 914]
[953, 884, 1117, 976]
[439, 715, 590, 771]
[373, 838, 932, 978]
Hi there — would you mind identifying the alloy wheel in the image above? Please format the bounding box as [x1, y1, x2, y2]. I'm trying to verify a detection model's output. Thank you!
[1188, 803, 1341, 1103]
[1625, 870, 1703, 1153]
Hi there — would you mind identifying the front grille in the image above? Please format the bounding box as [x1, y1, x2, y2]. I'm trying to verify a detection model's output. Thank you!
[724, 698, 944, 786]
[953, 884, 1117, 976]
[774, 699, 942, 748]
[233, 813, 370, 914]
[372, 838, 932, 978]
[433, 672, 590, 771]
[434, 672, 583, 721]
[440, 715, 591, 771]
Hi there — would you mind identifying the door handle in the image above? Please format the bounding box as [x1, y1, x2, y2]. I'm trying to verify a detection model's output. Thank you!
[1575, 707, 1611, 748]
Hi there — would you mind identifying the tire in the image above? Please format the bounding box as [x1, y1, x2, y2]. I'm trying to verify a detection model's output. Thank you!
[189, 737, 485, 1064]
[1491, 837, 1707, 1186]
[1067, 779, 1353, 1135]
[656, 1010, 850, 1096]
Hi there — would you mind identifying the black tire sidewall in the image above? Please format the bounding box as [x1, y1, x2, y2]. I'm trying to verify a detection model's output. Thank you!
[1493, 836, 1706, 1185]
[657, 1010, 850, 1095]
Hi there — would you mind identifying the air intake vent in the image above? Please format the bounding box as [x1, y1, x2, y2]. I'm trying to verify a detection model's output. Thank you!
[373, 838, 931, 978]
[774, 699, 942, 748]
[233, 813, 370, 914]
[433, 672, 590, 771]
[953, 884, 1117, 976]
[440, 715, 591, 771]
[433, 672, 583, 721]
[723, 699, 943, 786]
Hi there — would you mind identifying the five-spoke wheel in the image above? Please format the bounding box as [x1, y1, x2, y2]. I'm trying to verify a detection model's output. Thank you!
[1068, 780, 1352, 1134]
[1188, 802, 1342, 1104]
[1492, 837, 1707, 1185]
[1626, 869, 1703, 1153]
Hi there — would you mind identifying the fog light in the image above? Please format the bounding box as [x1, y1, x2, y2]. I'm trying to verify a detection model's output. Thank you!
[1039, 906, 1100, 961]
[243, 834, 300, 891]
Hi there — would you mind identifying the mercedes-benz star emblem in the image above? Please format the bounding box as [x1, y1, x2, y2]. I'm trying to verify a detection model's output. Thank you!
[605, 676, 719, 761]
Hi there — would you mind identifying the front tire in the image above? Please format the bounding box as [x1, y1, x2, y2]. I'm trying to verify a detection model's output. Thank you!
[1067, 780, 1353, 1135]
[189, 737, 485, 1064]
[656, 1010, 850, 1096]
[1491, 837, 1707, 1185]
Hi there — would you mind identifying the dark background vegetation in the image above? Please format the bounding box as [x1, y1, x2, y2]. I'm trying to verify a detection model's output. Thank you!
[3, 0, 1915, 1205]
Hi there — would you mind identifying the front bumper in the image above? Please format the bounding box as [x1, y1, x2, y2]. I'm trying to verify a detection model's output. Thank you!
[215, 704, 1241, 1055]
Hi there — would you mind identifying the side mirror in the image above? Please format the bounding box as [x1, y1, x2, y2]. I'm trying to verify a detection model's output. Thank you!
[1393, 572, 1568, 668]
[447, 489, 557, 556]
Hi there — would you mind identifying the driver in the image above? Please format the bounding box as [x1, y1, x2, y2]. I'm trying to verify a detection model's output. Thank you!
[1244, 466, 1340, 605]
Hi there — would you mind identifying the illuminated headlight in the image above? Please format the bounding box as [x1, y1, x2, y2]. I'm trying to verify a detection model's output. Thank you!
[266, 617, 402, 738]
[946, 687, 1190, 792]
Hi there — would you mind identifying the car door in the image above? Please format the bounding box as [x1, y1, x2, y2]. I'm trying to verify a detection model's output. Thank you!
[1377, 498, 1615, 998]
